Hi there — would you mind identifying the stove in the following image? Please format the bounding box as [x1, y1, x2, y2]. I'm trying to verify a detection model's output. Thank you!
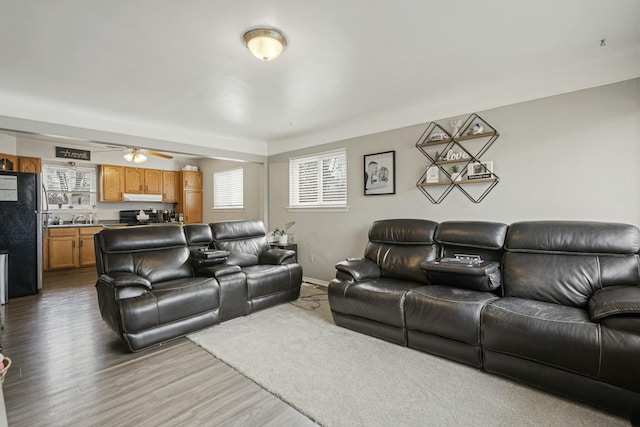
[118, 209, 159, 225]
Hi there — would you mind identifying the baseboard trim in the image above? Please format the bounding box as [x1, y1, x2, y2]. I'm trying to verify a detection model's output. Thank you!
[302, 277, 329, 288]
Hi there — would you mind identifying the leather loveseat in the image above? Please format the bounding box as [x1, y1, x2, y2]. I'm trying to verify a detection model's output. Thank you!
[328, 219, 640, 420]
[184, 220, 302, 320]
[94, 220, 303, 352]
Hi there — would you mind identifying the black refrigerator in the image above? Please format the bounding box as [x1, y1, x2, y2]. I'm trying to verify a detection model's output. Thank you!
[0, 170, 43, 298]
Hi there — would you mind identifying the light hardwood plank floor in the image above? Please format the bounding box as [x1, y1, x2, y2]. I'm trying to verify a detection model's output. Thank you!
[0, 268, 316, 427]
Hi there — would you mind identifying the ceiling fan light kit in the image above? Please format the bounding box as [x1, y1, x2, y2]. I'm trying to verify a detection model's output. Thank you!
[124, 149, 147, 163]
[242, 27, 287, 61]
[123, 148, 173, 163]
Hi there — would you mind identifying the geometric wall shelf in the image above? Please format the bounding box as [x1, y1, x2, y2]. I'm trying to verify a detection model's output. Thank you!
[416, 113, 500, 203]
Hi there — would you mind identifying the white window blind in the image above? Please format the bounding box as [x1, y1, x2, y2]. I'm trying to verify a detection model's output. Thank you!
[289, 148, 347, 208]
[214, 167, 244, 209]
[43, 164, 96, 192]
[42, 163, 97, 209]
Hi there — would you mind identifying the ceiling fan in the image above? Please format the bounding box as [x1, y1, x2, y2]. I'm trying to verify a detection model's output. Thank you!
[123, 148, 173, 163]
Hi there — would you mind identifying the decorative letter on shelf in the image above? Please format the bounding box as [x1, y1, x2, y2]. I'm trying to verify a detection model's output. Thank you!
[415, 113, 500, 204]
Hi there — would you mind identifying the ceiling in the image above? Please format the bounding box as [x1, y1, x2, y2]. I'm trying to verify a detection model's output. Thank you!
[0, 1, 638, 158]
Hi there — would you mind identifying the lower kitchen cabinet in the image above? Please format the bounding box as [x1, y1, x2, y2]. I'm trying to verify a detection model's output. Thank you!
[45, 226, 103, 270]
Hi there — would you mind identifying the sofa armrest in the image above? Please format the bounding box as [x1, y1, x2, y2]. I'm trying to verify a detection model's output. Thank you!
[195, 263, 242, 278]
[98, 272, 152, 290]
[260, 248, 296, 265]
[589, 286, 640, 321]
[335, 257, 381, 282]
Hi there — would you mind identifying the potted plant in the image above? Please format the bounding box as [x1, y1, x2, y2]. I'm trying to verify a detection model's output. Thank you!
[450, 165, 462, 182]
[274, 221, 295, 244]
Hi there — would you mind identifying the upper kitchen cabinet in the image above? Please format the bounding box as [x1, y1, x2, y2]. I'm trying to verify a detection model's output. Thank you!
[123, 167, 162, 195]
[99, 165, 125, 201]
[124, 167, 144, 193]
[162, 170, 179, 203]
[1, 154, 43, 172]
[182, 170, 202, 190]
[18, 156, 42, 173]
[0, 153, 18, 171]
[144, 169, 162, 194]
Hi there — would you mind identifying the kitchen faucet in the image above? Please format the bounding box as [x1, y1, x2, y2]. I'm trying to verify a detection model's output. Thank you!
[72, 215, 85, 224]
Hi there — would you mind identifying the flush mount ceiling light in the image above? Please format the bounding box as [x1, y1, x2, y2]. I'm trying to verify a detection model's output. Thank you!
[242, 27, 288, 61]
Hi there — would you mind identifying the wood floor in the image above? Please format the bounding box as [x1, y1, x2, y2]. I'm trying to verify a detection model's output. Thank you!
[0, 268, 316, 427]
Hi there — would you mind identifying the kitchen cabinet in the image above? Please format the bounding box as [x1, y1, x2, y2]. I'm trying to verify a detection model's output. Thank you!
[0, 153, 18, 171]
[182, 170, 202, 189]
[47, 228, 78, 270]
[124, 167, 162, 194]
[79, 227, 102, 266]
[124, 167, 144, 193]
[100, 165, 125, 201]
[46, 226, 103, 270]
[144, 169, 162, 194]
[162, 170, 179, 202]
[18, 156, 42, 173]
[182, 190, 202, 223]
[176, 170, 203, 223]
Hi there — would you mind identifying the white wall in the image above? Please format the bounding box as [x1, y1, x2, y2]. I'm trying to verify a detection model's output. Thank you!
[199, 158, 264, 224]
[0, 133, 16, 153]
[268, 79, 640, 282]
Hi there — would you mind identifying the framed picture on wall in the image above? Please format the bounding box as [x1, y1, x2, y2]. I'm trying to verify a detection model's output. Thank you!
[467, 160, 493, 180]
[364, 150, 396, 196]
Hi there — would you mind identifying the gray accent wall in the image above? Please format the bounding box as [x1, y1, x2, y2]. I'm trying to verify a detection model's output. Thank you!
[268, 79, 640, 282]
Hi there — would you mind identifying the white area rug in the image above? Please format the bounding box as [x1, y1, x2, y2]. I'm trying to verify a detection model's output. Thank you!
[188, 285, 629, 427]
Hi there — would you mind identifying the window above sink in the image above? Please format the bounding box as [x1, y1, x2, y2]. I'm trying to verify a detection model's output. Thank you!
[43, 163, 97, 210]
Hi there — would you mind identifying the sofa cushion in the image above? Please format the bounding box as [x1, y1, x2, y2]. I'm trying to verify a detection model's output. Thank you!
[505, 221, 640, 254]
[183, 224, 213, 249]
[405, 286, 498, 345]
[97, 226, 193, 282]
[482, 297, 601, 378]
[503, 221, 640, 308]
[362, 219, 438, 285]
[364, 243, 437, 284]
[435, 221, 508, 250]
[330, 279, 422, 327]
[119, 276, 219, 333]
[210, 220, 271, 259]
[243, 264, 298, 299]
[502, 253, 601, 308]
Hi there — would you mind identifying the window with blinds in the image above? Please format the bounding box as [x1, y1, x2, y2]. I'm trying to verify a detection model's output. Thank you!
[289, 148, 347, 208]
[213, 167, 244, 209]
[42, 163, 97, 209]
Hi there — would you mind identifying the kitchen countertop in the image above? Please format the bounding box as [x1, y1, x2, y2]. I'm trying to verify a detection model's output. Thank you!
[47, 223, 180, 228]
[47, 223, 106, 228]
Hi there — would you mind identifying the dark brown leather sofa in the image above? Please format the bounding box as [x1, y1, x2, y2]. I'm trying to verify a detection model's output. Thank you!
[94, 220, 302, 352]
[328, 219, 640, 421]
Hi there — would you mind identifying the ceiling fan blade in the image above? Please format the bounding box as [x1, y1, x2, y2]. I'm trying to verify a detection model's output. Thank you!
[145, 149, 173, 159]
